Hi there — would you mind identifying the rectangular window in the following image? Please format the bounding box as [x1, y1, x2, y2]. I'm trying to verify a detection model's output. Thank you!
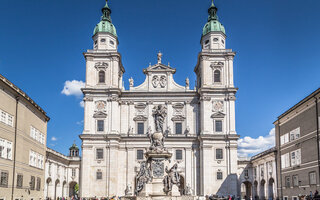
[137, 150, 144, 160]
[217, 172, 223, 180]
[72, 169, 76, 177]
[137, 123, 144, 134]
[216, 149, 223, 160]
[176, 150, 182, 160]
[17, 174, 23, 188]
[0, 111, 6, 124]
[244, 169, 249, 177]
[36, 177, 41, 191]
[284, 133, 289, 144]
[260, 165, 264, 177]
[215, 120, 223, 132]
[175, 123, 182, 134]
[96, 171, 102, 180]
[291, 151, 296, 166]
[280, 135, 285, 145]
[7, 115, 13, 127]
[96, 149, 104, 160]
[30, 176, 35, 190]
[6, 142, 12, 160]
[0, 139, 5, 158]
[0, 171, 8, 187]
[285, 176, 290, 188]
[254, 168, 257, 178]
[309, 172, 317, 185]
[97, 120, 104, 132]
[293, 175, 299, 187]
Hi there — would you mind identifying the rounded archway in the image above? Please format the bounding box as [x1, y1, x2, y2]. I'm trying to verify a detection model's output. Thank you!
[253, 181, 258, 200]
[69, 181, 77, 197]
[241, 181, 252, 200]
[54, 179, 60, 200]
[268, 178, 275, 200]
[260, 179, 266, 200]
[62, 181, 67, 198]
[46, 178, 53, 199]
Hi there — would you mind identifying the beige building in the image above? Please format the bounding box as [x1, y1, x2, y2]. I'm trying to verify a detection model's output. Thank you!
[0, 74, 50, 200]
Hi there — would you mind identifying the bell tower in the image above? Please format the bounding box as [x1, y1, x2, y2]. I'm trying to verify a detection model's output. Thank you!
[195, 0, 239, 196]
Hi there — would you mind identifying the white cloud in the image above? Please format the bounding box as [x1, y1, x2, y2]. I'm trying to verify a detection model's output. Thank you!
[238, 128, 275, 158]
[51, 136, 58, 141]
[61, 80, 85, 97]
[76, 120, 84, 125]
[79, 101, 84, 108]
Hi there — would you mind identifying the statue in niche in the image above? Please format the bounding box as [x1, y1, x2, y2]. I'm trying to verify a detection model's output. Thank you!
[129, 77, 134, 87]
[152, 105, 167, 133]
[164, 163, 181, 194]
[135, 161, 152, 195]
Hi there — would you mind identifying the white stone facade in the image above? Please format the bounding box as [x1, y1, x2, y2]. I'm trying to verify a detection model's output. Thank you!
[238, 148, 277, 200]
[79, 2, 239, 198]
[44, 148, 81, 200]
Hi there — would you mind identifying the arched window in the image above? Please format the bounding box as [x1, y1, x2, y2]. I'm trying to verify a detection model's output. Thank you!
[99, 71, 105, 83]
[214, 70, 221, 83]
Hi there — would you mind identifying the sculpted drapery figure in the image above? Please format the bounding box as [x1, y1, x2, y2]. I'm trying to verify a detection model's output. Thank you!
[152, 105, 167, 133]
[164, 163, 181, 194]
[135, 161, 152, 195]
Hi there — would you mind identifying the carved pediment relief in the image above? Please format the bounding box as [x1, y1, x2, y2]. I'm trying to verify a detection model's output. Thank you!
[143, 63, 176, 74]
[211, 112, 225, 118]
[93, 111, 107, 118]
[212, 101, 224, 112]
[152, 75, 167, 88]
[95, 62, 109, 71]
[133, 115, 148, 122]
[171, 115, 186, 121]
[95, 101, 106, 111]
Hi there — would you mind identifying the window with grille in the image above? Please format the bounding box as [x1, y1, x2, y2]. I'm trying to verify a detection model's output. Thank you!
[36, 177, 41, 191]
[176, 150, 182, 160]
[17, 174, 23, 188]
[175, 123, 182, 134]
[96, 149, 104, 160]
[309, 172, 317, 185]
[216, 149, 223, 160]
[285, 176, 290, 188]
[217, 172, 223, 180]
[72, 169, 76, 177]
[97, 120, 104, 132]
[137, 150, 144, 160]
[0, 171, 8, 187]
[137, 123, 144, 135]
[293, 175, 299, 187]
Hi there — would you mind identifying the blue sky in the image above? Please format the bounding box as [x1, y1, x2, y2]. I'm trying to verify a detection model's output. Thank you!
[0, 0, 319, 157]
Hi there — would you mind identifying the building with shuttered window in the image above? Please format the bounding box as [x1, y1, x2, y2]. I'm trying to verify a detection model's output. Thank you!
[0, 74, 49, 200]
[275, 88, 320, 199]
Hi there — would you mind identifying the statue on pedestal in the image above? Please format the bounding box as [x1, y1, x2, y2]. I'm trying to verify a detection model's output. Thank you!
[163, 163, 181, 194]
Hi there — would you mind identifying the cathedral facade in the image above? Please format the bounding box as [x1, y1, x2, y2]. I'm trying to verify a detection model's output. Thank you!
[80, 1, 239, 198]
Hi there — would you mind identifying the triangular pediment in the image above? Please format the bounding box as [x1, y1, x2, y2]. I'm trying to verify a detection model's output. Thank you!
[93, 111, 108, 118]
[143, 63, 176, 74]
[211, 112, 225, 118]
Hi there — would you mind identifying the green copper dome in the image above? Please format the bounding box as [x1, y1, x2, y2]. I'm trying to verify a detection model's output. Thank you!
[202, 1, 226, 36]
[93, 0, 117, 37]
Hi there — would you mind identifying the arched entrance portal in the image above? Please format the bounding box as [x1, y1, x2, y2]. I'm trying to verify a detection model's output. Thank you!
[69, 181, 77, 197]
[253, 181, 258, 200]
[54, 180, 60, 200]
[268, 178, 275, 200]
[46, 178, 53, 199]
[260, 179, 266, 200]
[241, 181, 252, 200]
